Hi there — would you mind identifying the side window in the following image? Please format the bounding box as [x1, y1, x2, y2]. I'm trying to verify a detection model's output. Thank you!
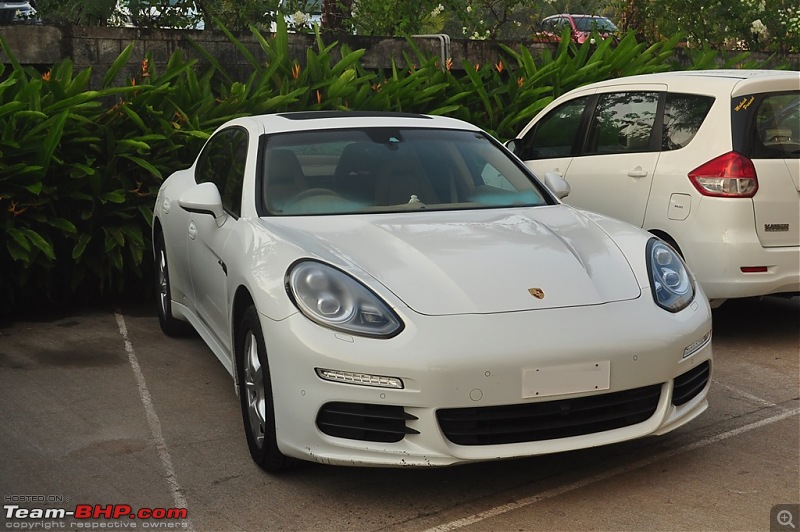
[586, 92, 659, 154]
[195, 128, 248, 216]
[662, 93, 714, 150]
[520, 96, 589, 159]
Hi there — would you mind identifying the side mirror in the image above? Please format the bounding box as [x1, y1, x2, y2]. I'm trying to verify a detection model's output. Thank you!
[543, 172, 571, 199]
[178, 182, 225, 222]
[504, 139, 520, 156]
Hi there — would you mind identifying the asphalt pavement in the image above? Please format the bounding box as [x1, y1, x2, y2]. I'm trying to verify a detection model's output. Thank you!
[0, 296, 798, 531]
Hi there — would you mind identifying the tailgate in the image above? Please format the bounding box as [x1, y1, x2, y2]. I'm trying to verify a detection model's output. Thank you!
[733, 89, 800, 248]
[752, 159, 800, 247]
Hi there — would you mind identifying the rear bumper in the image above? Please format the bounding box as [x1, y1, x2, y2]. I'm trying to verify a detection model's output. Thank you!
[684, 240, 799, 300]
[665, 198, 800, 300]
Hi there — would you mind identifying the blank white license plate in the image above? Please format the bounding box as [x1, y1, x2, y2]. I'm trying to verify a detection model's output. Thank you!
[522, 361, 611, 398]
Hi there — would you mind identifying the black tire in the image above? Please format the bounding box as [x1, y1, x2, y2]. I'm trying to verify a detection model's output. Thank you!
[154, 231, 192, 337]
[237, 305, 296, 472]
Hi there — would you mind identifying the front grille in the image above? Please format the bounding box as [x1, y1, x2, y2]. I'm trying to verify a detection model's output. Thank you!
[437, 384, 662, 446]
[316, 402, 419, 443]
[672, 361, 710, 406]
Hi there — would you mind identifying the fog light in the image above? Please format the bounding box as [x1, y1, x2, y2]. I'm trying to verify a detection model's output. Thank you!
[315, 368, 404, 389]
[683, 330, 711, 358]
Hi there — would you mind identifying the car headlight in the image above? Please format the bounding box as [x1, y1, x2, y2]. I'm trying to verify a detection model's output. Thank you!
[646, 238, 695, 313]
[286, 260, 403, 338]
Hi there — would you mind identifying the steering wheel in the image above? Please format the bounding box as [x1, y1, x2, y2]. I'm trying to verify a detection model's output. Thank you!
[289, 188, 341, 204]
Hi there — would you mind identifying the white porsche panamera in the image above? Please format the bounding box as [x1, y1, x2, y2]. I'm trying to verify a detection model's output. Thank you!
[153, 111, 713, 471]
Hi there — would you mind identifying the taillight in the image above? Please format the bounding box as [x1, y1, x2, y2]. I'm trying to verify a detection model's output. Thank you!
[688, 151, 758, 198]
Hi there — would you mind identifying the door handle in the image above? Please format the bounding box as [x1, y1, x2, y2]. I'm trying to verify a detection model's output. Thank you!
[188, 221, 197, 240]
[628, 167, 648, 178]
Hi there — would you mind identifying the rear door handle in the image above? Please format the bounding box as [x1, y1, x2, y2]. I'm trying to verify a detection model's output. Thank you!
[628, 167, 648, 178]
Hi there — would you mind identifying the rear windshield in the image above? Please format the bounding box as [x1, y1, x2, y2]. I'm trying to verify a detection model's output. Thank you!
[259, 128, 552, 216]
[733, 91, 800, 159]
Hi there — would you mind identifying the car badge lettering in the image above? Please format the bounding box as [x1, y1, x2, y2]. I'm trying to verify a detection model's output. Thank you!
[528, 288, 545, 299]
[764, 224, 789, 232]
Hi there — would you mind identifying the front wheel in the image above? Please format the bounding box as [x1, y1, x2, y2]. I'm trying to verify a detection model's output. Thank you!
[154, 232, 192, 337]
[237, 306, 296, 472]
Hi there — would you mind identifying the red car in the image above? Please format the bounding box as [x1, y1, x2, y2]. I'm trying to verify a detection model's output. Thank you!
[537, 14, 618, 44]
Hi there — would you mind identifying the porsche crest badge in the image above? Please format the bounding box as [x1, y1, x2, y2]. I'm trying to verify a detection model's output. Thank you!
[528, 288, 545, 299]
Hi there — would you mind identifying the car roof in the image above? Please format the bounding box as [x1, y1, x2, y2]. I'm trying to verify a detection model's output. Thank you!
[233, 111, 482, 135]
[612, 70, 798, 81]
[567, 70, 799, 97]
[544, 14, 610, 19]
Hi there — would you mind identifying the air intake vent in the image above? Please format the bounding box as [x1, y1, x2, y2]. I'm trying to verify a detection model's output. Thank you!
[437, 384, 662, 446]
[672, 361, 710, 406]
[316, 402, 419, 443]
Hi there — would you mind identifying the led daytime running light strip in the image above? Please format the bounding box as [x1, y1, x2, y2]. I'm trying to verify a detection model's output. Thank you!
[683, 331, 712, 359]
[315, 368, 404, 389]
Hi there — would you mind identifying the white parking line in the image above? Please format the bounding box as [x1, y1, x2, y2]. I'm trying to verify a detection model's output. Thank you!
[712, 378, 784, 410]
[114, 312, 193, 530]
[423, 406, 800, 532]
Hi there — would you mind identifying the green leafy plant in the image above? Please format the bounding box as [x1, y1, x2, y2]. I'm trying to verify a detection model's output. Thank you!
[0, 23, 780, 316]
[0, 37, 212, 313]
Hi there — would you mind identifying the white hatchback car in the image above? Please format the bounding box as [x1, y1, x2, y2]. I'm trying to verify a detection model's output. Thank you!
[510, 70, 800, 305]
[154, 112, 712, 471]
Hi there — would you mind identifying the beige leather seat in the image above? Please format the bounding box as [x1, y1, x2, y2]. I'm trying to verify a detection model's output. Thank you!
[265, 149, 307, 212]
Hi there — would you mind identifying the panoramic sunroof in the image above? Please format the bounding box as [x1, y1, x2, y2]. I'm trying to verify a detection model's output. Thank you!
[277, 111, 432, 120]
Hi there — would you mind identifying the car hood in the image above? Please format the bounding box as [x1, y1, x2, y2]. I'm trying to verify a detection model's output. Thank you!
[261, 206, 642, 316]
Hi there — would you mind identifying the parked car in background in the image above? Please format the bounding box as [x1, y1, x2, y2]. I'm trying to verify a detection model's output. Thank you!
[509, 70, 800, 307]
[0, 1, 33, 23]
[153, 111, 712, 471]
[537, 14, 618, 44]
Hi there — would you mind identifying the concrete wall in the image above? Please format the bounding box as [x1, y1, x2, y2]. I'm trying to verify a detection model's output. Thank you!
[1, 24, 795, 88]
[0, 24, 552, 88]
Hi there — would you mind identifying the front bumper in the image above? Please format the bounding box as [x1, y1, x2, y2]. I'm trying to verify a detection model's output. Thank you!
[260, 295, 712, 467]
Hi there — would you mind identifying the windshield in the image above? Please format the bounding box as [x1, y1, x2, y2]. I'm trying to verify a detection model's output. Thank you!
[574, 17, 618, 32]
[261, 128, 551, 216]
